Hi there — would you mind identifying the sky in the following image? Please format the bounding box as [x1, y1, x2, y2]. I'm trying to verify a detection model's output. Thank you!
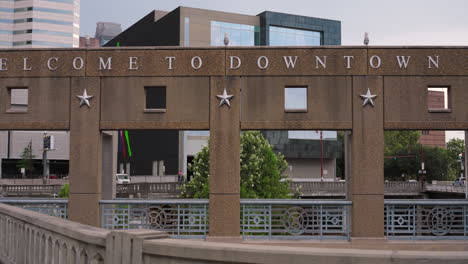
[80, 0, 468, 45]
[80, 0, 468, 141]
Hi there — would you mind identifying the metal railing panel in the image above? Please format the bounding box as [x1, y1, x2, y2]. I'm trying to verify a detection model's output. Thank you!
[385, 200, 468, 239]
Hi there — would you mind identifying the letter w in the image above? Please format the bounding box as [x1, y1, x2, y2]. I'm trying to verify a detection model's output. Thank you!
[283, 56, 298, 69]
[396, 56, 411, 69]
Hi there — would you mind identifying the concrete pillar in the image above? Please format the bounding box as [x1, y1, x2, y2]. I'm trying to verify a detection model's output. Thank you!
[344, 131, 352, 200]
[350, 76, 385, 238]
[101, 131, 117, 200]
[208, 76, 240, 238]
[465, 131, 468, 199]
[69, 77, 102, 227]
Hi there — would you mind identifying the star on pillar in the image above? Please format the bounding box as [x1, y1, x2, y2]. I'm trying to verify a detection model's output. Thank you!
[360, 88, 377, 107]
[216, 88, 234, 108]
[76, 89, 94, 108]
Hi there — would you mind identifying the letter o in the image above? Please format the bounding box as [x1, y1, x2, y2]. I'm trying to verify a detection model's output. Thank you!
[257, 56, 269, 69]
[73, 57, 84, 70]
[191, 56, 202, 70]
[369, 55, 382, 69]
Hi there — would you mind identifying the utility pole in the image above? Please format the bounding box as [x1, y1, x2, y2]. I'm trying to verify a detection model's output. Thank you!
[320, 130, 323, 182]
[42, 132, 48, 184]
[462, 130, 468, 199]
[42, 132, 53, 184]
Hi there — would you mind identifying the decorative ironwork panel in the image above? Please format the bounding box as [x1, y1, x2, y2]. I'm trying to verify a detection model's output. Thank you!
[1, 199, 68, 219]
[100, 200, 208, 238]
[385, 200, 468, 239]
[241, 200, 351, 239]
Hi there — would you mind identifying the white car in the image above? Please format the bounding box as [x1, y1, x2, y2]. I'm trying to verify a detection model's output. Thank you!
[116, 174, 130, 184]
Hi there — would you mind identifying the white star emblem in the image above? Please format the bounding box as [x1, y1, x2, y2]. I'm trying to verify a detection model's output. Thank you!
[360, 88, 377, 107]
[76, 89, 94, 108]
[216, 88, 234, 108]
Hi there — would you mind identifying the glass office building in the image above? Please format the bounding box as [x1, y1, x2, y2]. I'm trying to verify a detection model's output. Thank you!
[0, 0, 80, 48]
[211, 21, 260, 46]
[269, 26, 321, 46]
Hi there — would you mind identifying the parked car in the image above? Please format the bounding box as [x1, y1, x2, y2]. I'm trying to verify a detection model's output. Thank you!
[116, 174, 130, 184]
[453, 177, 465, 186]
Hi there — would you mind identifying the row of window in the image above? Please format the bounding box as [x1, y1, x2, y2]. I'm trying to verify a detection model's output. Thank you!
[4, 86, 451, 113]
[13, 6, 73, 15]
[210, 21, 321, 47]
[13, 29, 72, 36]
[13, 18, 72, 25]
[211, 21, 260, 46]
[12, 40, 71, 47]
[0, 29, 72, 37]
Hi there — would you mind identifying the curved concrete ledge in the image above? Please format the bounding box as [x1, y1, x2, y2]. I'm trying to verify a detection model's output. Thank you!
[143, 239, 468, 264]
[0, 202, 108, 246]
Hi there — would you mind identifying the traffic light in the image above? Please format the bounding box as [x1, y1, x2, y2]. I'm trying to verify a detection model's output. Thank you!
[43, 135, 54, 150]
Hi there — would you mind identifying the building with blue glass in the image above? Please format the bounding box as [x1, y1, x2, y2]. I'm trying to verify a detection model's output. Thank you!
[106, 7, 342, 183]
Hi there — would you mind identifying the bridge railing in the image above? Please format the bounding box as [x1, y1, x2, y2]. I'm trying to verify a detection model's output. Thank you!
[241, 199, 351, 239]
[290, 181, 423, 196]
[100, 199, 352, 240]
[116, 182, 182, 198]
[385, 200, 468, 239]
[290, 181, 345, 196]
[0, 198, 68, 218]
[385, 181, 422, 194]
[0, 184, 63, 197]
[100, 199, 208, 238]
[425, 184, 465, 194]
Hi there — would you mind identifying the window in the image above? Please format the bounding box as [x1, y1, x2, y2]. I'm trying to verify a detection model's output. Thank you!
[8, 87, 28, 112]
[211, 21, 260, 46]
[269, 26, 321, 46]
[427, 87, 450, 112]
[144, 86, 166, 112]
[421, 130, 430, 135]
[285, 87, 307, 112]
[184, 17, 190, 47]
[288, 130, 337, 140]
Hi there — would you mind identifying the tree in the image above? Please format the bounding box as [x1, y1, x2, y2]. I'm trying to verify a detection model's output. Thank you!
[17, 140, 35, 178]
[58, 183, 69, 198]
[384, 131, 421, 181]
[180, 131, 291, 199]
[447, 138, 465, 180]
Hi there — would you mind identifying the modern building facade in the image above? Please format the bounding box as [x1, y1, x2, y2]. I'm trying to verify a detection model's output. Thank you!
[0, 0, 80, 48]
[107, 6, 342, 181]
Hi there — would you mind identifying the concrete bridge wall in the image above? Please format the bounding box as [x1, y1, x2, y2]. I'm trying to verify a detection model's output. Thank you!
[1, 202, 468, 264]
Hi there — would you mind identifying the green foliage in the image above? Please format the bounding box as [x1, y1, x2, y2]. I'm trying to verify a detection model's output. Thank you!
[384, 131, 420, 155]
[384, 131, 462, 182]
[17, 140, 35, 178]
[180, 131, 291, 199]
[447, 138, 465, 180]
[335, 132, 345, 179]
[58, 183, 69, 198]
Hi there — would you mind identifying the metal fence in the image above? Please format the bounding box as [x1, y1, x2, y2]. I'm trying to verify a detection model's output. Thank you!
[100, 199, 208, 238]
[241, 200, 351, 239]
[100, 199, 352, 240]
[385, 200, 468, 239]
[0, 199, 68, 219]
